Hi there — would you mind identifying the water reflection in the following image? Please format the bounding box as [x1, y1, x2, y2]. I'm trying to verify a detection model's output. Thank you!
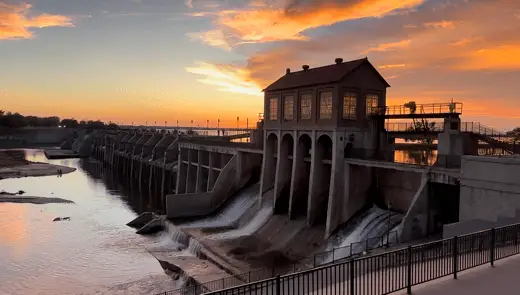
[0, 150, 175, 295]
[394, 150, 437, 166]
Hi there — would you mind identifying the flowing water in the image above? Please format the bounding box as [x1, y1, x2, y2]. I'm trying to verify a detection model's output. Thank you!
[0, 150, 178, 295]
[177, 182, 260, 230]
[320, 206, 403, 264]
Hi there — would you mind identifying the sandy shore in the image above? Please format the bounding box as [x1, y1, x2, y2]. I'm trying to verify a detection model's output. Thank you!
[0, 162, 76, 179]
[0, 194, 74, 204]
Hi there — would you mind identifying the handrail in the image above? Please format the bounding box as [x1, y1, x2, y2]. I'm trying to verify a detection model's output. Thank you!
[375, 102, 463, 117]
[200, 222, 520, 295]
[385, 121, 508, 137]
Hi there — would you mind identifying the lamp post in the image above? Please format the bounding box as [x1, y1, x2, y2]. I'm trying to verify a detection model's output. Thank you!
[387, 201, 393, 248]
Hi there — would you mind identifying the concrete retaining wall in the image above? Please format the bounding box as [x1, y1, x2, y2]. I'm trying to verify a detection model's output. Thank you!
[443, 155, 520, 237]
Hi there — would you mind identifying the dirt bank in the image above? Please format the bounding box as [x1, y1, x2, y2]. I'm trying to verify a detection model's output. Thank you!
[0, 162, 76, 179]
[0, 194, 74, 204]
[0, 150, 76, 179]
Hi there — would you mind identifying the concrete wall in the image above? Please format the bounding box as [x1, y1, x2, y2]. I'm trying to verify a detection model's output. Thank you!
[166, 149, 262, 218]
[399, 174, 429, 241]
[326, 163, 373, 237]
[441, 155, 520, 237]
[7, 127, 77, 145]
[459, 155, 520, 222]
[377, 169, 423, 213]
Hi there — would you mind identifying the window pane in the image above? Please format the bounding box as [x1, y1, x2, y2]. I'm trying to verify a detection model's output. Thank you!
[366, 94, 379, 116]
[269, 98, 278, 120]
[300, 94, 312, 120]
[343, 92, 357, 120]
[319, 92, 333, 119]
[284, 96, 294, 121]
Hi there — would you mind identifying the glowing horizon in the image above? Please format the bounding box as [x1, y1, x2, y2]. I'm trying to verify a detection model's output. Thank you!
[1, 0, 520, 130]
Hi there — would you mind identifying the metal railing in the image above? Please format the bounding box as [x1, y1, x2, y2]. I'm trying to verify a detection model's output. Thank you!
[203, 223, 520, 295]
[460, 122, 506, 136]
[385, 121, 507, 137]
[375, 102, 463, 117]
[155, 231, 399, 295]
[385, 122, 443, 133]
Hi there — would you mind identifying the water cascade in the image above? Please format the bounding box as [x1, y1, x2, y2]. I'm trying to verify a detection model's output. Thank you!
[206, 193, 274, 241]
[178, 182, 261, 230]
[320, 206, 403, 264]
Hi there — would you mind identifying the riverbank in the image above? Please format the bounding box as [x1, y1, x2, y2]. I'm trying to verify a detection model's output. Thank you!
[0, 149, 76, 179]
[0, 194, 74, 204]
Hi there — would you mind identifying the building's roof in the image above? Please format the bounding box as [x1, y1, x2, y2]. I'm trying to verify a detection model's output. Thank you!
[263, 57, 390, 92]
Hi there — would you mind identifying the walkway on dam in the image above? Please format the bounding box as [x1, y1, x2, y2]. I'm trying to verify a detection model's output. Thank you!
[394, 254, 520, 295]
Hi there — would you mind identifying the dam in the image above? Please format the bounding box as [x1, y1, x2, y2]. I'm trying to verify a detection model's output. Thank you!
[82, 57, 519, 293]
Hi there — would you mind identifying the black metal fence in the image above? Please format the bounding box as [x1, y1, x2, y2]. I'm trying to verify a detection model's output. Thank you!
[155, 231, 400, 295]
[203, 223, 520, 295]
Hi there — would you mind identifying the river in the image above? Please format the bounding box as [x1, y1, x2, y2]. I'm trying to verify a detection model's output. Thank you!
[0, 150, 178, 295]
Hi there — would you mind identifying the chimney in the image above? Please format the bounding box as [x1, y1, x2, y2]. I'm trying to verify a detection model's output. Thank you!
[335, 58, 343, 64]
[302, 65, 310, 71]
[286, 68, 291, 75]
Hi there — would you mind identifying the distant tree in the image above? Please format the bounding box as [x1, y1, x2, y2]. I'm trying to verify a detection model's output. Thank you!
[403, 101, 438, 165]
[60, 119, 79, 128]
[107, 122, 119, 130]
[506, 128, 520, 141]
[0, 112, 27, 128]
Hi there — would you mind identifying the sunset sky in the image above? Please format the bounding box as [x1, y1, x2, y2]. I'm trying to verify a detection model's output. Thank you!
[1, 0, 519, 129]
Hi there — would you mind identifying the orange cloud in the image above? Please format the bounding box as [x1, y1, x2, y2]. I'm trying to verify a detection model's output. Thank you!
[363, 39, 411, 54]
[0, 2, 73, 40]
[454, 45, 520, 71]
[185, 61, 263, 96]
[190, 0, 425, 48]
[424, 20, 455, 28]
[379, 64, 409, 69]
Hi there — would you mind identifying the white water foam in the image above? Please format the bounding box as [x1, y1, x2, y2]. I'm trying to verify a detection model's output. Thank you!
[178, 182, 260, 230]
[321, 206, 403, 263]
[205, 199, 274, 241]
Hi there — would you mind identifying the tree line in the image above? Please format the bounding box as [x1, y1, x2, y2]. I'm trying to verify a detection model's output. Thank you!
[0, 110, 118, 129]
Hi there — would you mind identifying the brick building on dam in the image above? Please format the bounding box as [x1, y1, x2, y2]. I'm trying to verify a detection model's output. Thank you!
[87, 58, 520, 292]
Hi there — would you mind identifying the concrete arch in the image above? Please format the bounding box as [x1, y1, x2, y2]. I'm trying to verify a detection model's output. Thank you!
[274, 133, 295, 214]
[289, 133, 312, 219]
[308, 134, 334, 226]
[260, 132, 279, 204]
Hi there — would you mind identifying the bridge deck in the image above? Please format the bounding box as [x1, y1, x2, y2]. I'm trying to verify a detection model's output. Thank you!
[372, 102, 463, 119]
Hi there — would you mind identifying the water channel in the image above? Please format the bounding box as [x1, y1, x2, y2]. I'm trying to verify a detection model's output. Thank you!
[0, 150, 177, 295]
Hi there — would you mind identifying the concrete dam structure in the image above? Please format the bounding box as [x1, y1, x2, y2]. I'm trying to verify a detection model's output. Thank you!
[88, 57, 518, 290]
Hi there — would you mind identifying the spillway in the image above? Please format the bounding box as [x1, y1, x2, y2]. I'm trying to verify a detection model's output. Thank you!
[320, 206, 403, 264]
[205, 190, 274, 241]
[177, 182, 261, 231]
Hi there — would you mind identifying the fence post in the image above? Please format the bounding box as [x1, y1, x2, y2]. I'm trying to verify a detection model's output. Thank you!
[276, 275, 281, 295]
[491, 228, 496, 267]
[407, 246, 412, 294]
[350, 259, 355, 295]
[248, 271, 251, 283]
[313, 254, 316, 267]
[453, 236, 458, 279]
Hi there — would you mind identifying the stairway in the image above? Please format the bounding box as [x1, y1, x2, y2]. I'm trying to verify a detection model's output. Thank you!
[471, 133, 517, 154]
